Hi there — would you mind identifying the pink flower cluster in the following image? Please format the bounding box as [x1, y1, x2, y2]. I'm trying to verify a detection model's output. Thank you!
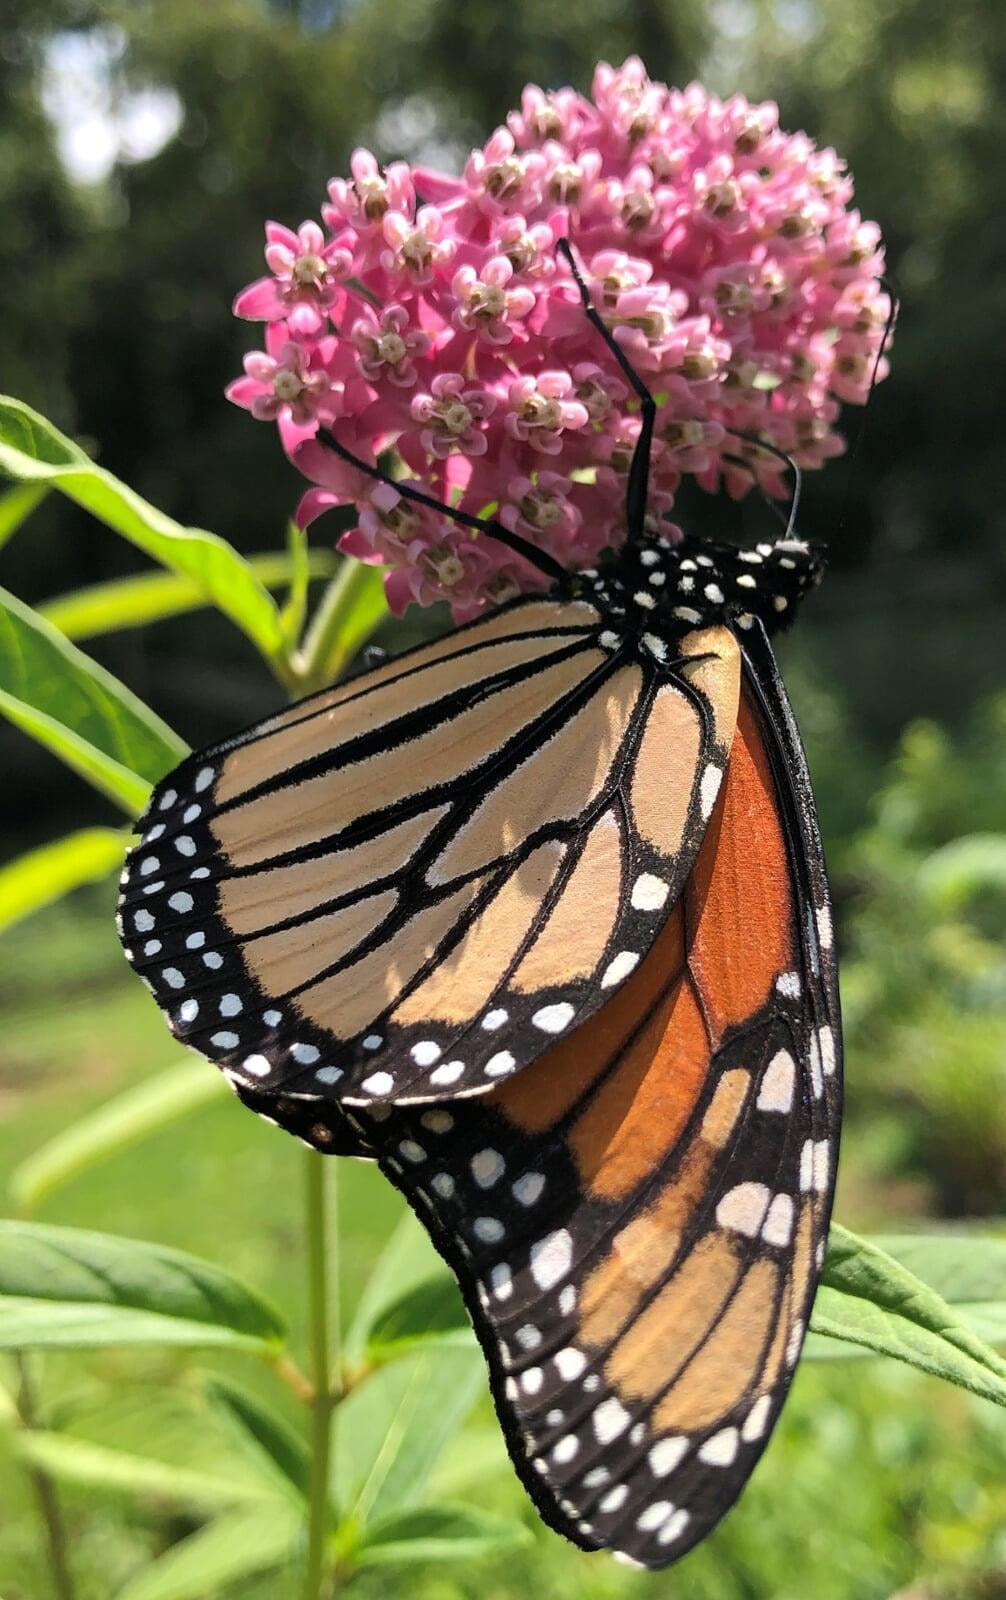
[228, 58, 890, 620]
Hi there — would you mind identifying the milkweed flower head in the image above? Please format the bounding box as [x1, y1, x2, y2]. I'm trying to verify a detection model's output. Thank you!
[228, 59, 891, 620]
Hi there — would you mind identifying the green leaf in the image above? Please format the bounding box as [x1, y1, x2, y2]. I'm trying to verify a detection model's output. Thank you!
[0, 583, 187, 811]
[365, 1275, 473, 1362]
[873, 1233, 1006, 1349]
[874, 1232, 1006, 1306]
[39, 548, 338, 643]
[298, 557, 388, 690]
[279, 521, 312, 647]
[0, 826, 127, 935]
[355, 1503, 532, 1568]
[112, 1505, 302, 1600]
[0, 1221, 285, 1352]
[43, 1386, 298, 1497]
[0, 395, 287, 664]
[812, 1223, 1006, 1405]
[0, 690, 154, 814]
[9, 1060, 228, 1213]
[428, 1427, 514, 1497]
[427, 1426, 512, 1498]
[204, 1377, 311, 1507]
[344, 1208, 446, 1368]
[14, 1432, 274, 1510]
[0, 481, 47, 550]
[334, 1345, 485, 1524]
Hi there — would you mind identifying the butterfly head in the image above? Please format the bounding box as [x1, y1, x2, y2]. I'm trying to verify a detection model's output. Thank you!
[573, 534, 825, 641]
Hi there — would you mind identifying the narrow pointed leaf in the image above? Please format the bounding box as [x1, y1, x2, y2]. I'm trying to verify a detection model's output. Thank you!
[0, 690, 155, 814]
[334, 1345, 485, 1523]
[299, 556, 388, 687]
[365, 1275, 473, 1362]
[43, 1386, 296, 1496]
[39, 548, 337, 642]
[204, 1377, 311, 1507]
[428, 1426, 512, 1497]
[9, 1060, 228, 1213]
[0, 1221, 285, 1351]
[812, 1223, 1006, 1405]
[279, 521, 311, 646]
[355, 1503, 532, 1568]
[112, 1505, 301, 1600]
[860, 1233, 1006, 1350]
[0, 482, 47, 549]
[0, 395, 286, 662]
[344, 1208, 445, 1367]
[0, 826, 127, 935]
[874, 1232, 1006, 1305]
[14, 1432, 275, 1509]
[0, 583, 186, 807]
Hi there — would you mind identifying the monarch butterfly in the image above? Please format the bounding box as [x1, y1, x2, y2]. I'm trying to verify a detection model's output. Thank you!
[117, 240, 840, 1570]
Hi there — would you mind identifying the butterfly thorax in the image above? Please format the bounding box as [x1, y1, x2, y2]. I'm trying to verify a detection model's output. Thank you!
[572, 533, 824, 642]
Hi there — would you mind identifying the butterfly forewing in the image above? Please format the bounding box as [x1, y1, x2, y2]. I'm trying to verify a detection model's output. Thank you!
[248, 627, 840, 1569]
[118, 599, 739, 1108]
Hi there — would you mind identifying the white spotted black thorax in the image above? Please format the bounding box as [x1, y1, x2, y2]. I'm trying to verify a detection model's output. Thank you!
[573, 533, 824, 653]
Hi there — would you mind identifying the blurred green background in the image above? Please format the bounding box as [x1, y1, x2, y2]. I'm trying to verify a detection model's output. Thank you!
[2, 0, 1005, 1595]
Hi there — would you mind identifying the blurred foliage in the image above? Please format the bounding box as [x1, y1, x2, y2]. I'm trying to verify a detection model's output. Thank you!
[836, 695, 1006, 1219]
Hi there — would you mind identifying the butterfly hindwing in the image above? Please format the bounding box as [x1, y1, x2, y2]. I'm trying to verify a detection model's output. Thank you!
[260, 621, 840, 1569]
[118, 598, 739, 1108]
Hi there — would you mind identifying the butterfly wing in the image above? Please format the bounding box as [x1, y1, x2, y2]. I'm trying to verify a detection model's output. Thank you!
[117, 598, 740, 1107]
[254, 618, 841, 1568]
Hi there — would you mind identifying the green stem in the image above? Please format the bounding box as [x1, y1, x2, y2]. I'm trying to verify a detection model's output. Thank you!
[294, 559, 385, 694]
[303, 1150, 338, 1599]
[291, 556, 366, 1595]
[15, 1355, 77, 1600]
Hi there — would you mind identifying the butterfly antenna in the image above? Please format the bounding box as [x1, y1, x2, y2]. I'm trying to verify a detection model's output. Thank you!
[557, 237, 655, 543]
[316, 427, 570, 585]
[720, 427, 803, 541]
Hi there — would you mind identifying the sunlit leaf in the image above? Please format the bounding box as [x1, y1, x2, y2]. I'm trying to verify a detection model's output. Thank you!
[333, 1345, 485, 1524]
[0, 482, 47, 550]
[0, 1221, 285, 1352]
[39, 548, 338, 642]
[0, 583, 186, 811]
[355, 1503, 532, 1568]
[0, 826, 127, 936]
[14, 1432, 273, 1510]
[812, 1223, 1006, 1405]
[204, 1377, 311, 1507]
[428, 1427, 512, 1498]
[112, 1505, 301, 1600]
[365, 1275, 472, 1363]
[873, 1232, 1006, 1306]
[0, 395, 287, 664]
[44, 1386, 297, 1498]
[344, 1208, 445, 1368]
[0, 691, 154, 815]
[298, 556, 389, 689]
[279, 521, 312, 647]
[9, 1060, 228, 1213]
